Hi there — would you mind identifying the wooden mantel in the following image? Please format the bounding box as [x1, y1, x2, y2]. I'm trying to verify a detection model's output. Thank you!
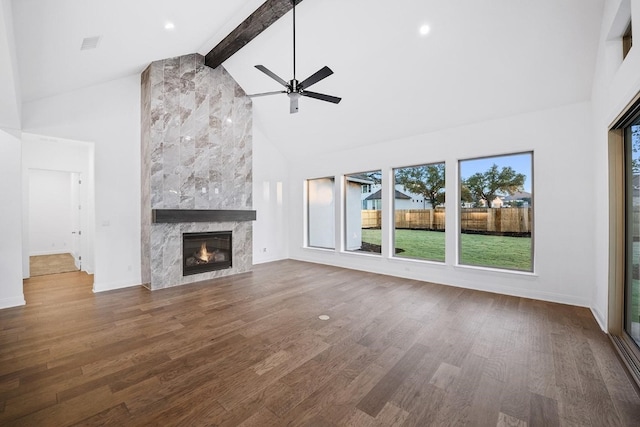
[152, 209, 257, 224]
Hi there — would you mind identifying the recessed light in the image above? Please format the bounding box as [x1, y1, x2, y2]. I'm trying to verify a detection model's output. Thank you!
[165, 22, 175, 30]
[419, 24, 431, 36]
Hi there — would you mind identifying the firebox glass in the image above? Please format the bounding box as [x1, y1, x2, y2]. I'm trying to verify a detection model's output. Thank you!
[182, 231, 232, 276]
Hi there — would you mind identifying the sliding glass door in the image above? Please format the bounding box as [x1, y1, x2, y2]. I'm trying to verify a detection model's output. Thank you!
[625, 117, 640, 349]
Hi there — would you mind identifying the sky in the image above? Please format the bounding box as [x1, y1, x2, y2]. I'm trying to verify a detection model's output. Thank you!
[459, 152, 532, 193]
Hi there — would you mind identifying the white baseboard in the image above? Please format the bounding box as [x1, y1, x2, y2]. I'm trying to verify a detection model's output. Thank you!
[253, 255, 288, 265]
[29, 250, 72, 256]
[0, 295, 26, 310]
[93, 280, 141, 293]
[591, 306, 607, 332]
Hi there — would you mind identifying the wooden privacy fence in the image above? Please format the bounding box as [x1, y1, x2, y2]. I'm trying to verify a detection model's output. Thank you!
[460, 208, 532, 234]
[395, 209, 446, 230]
[361, 210, 382, 229]
[362, 208, 532, 235]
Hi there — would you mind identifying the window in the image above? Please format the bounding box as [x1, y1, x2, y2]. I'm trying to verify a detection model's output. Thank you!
[307, 177, 335, 249]
[623, 22, 633, 60]
[393, 163, 446, 262]
[624, 115, 640, 349]
[459, 153, 533, 271]
[345, 170, 381, 254]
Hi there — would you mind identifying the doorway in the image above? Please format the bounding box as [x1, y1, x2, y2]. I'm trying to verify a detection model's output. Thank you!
[609, 93, 640, 387]
[27, 169, 82, 276]
[21, 133, 95, 283]
[624, 116, 640, 350]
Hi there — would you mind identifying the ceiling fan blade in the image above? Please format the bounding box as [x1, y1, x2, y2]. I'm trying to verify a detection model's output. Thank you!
[255, 65, 288, 87]
[290, 96, 299, 114]
[248, 90, 286, 98]
[299, 66, 333, 89]
[302, 90, 342, 104]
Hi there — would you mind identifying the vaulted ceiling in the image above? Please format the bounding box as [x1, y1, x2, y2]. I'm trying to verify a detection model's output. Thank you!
[9, 0, 605, 160]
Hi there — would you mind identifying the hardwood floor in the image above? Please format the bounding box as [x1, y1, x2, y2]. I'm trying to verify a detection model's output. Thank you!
[29, 253, 79, 276]
[1, 260, 639, 426]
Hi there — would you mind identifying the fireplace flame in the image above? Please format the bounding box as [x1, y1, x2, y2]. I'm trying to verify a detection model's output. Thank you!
[196, 241, 214, 262]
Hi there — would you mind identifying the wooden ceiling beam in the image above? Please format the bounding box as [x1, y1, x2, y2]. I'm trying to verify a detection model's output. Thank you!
[205, 0, 304, 69]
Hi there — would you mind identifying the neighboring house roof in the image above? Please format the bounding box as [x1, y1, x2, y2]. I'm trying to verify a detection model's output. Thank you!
[365, 189, 411, 201]
[346, 174, 375, 184]
[502, 191, 532, 201]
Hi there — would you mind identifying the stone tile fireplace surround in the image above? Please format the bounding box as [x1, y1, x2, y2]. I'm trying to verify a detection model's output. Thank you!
[140, 53, 254, 290]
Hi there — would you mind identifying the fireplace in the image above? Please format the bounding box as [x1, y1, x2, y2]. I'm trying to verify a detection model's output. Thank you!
[183, 231, 232, 276]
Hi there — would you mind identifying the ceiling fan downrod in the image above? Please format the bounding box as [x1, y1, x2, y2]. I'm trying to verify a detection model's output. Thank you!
[247, 0, 342, 114]
[292, 0, 296, 81]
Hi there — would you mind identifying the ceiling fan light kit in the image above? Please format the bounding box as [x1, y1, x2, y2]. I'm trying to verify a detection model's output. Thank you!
[248, 0, 341, 114]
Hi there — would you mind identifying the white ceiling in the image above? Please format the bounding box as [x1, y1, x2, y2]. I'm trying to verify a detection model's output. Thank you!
[10, 0, 605, 160]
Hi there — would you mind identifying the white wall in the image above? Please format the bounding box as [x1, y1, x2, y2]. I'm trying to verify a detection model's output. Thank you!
[590, 0, 640, 329]
[252, 126, 290, 263]
[0, 0, 21, 130]
[0, 128, 25, 308]
[0, 2, 23, 308]
[28, 169, 73, 256]
[289, 102, 597, 308]
[21, 76, 141, 292]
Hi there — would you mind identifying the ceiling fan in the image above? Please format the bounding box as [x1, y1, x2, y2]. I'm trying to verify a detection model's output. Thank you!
[248, 0, 341, 114]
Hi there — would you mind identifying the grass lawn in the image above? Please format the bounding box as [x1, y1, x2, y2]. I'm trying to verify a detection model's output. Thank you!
[395, 230, 446, 262]
[361, 228, 532, 270]
[460, 233, 532, 271]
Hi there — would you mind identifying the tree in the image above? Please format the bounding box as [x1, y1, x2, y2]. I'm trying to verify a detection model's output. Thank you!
[395, 164, 445, 208]
[463, 164, 525, 208]
[460, 184, 473, 206]
[365, 170, 382, 184]
[632, 126, 640, 174]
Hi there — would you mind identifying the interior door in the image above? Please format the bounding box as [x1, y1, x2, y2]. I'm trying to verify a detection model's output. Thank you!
[70, 172, 82, 269]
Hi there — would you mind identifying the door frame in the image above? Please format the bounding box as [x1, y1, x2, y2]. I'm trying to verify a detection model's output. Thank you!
[608, 91, 640, 387]
[21, 133, 95, 279]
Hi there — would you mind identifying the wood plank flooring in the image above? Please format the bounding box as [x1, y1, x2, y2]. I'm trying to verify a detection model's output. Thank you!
[29, 253, 78, 277]
[1, 260, 639, 426]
